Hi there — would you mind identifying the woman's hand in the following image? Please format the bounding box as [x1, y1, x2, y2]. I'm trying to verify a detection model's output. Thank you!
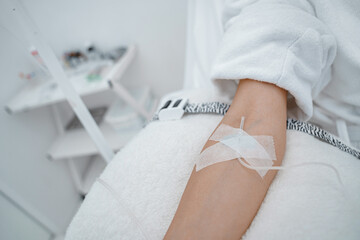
[164, 79, 287, 240]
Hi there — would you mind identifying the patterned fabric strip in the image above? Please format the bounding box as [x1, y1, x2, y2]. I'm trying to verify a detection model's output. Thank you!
[286, 119, 360, 159]
[152, 102, 360, 160]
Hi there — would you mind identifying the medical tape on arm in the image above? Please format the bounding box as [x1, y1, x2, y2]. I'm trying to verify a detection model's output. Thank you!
[196, 118, 276, 177]
[195, 117, 344, 187]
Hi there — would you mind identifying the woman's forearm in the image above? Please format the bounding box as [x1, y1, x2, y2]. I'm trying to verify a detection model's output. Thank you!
[164, 79, 287, 239]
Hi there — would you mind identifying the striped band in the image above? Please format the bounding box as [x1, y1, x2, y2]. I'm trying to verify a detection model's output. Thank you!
[152, 102, 360, 160]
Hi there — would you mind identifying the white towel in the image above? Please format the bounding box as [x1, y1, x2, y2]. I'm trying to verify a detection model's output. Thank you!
[66, 91, 360, 240]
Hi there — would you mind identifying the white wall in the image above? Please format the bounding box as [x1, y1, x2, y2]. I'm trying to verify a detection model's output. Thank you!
[23, 0, 187, 97]
[0, 25, 82, 235]
[0, 192, 52, 240]
[0, 0, 187, 236]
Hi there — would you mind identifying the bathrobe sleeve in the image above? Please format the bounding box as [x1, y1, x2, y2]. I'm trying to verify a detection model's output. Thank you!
[211, 0, 337, 121]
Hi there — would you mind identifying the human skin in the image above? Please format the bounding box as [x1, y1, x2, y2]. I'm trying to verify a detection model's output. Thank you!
[164, 79, 287, 239]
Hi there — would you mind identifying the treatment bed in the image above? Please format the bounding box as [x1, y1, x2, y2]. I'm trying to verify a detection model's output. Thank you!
[65, 90, 360, 240]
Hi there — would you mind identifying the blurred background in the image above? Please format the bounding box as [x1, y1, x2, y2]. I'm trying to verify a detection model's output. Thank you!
[0, 0, 187, 239]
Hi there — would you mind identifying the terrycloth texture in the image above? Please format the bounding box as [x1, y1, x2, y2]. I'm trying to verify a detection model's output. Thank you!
[66, 96, 360, 240]
[210, 0, 360, 128]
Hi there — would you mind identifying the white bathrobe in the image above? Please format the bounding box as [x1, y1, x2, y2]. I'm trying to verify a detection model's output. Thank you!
[185, 0, 360, 145]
